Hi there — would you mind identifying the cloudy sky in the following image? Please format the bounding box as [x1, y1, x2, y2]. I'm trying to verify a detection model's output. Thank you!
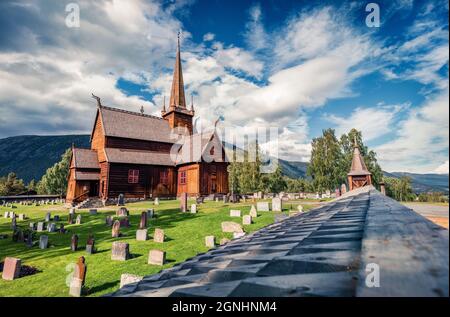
[0, 0, 448, 174]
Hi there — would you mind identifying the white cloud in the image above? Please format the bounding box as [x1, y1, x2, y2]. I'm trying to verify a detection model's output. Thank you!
[203, 32, 215, 42]
[433, 160, 449, 174]
[324, 104, 408, 142]
[375, 87, 449, 173]
[244, 3, 267, 52]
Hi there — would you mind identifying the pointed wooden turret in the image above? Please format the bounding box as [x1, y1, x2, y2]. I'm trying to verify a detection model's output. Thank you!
[162, 32, 194, 135]
[347, 136, 372, 191]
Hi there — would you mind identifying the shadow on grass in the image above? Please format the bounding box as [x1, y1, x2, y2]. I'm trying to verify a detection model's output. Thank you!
[87, 281, 119, 294]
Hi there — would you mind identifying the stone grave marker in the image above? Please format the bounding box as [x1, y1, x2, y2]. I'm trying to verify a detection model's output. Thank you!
[119, 217, 130, 227]
[297, 205, 303, 212]
[233, 232, 246, 239]
[205, 236, 215, 248]
[139, 211, 147, 229]
[76, 215, 82, 225]
[68, 213, 75, 225]
[341, 183, 347, 194]
[190, 204, 197, 214]
[272, 197, 282, 212]
[242, 215, 252, 225]
[86, 235, 95, 254]
[44, 212, 51, 222]
[229, 209, 241, 217]
[39, 235, 48, 249]
[120, 273, 143, 288]
[249, 205, 257, 218]
[105, 215, 113, 226]
[117, 194, 125, 206]
[154, 197, 160, 206]
[69, 257, 86, 297]
[112, 220, 121, 238]
[221, 221, 244, 233]
[2, 257, 21, 281]
[37, 222, 45, 232]
[153, 228, 165, 243]
[136, 229, 148, 241]
[69, 208, 76, 214]
[111, 242, 129, 261]
[11, 217, 17, 231]
[29, 222, 36, 230]
[71, 234, 79, 251]
[54, 215, 60, 221]
[3, 211, 9, 218]
[47, 223, 56, 233]
[18, 214, 25, 221]
[256, 202, 270, 212]
[59, 224, 66, 234]
[89, 209, 97, 215]
[180, 193, 188, 212]
[116, 207, 129, 217]
[147, 209, 154, 219]
[148, 250, 165, 266]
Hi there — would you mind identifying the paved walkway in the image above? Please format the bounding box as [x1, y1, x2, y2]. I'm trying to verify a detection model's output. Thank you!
[403, 203, 449, 228]
[108, 187, 449, 297]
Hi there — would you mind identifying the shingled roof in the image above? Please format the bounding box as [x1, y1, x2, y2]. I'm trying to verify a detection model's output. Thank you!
[104, 148, 175, 166]
[108, 187, 448, 297]
[99, 106, 175, 144]
[72, 148, 99, 169]
[348, 140, 371, 176]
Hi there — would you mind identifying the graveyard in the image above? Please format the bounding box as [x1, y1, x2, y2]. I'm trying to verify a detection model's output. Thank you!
[0, 198, 314, 297]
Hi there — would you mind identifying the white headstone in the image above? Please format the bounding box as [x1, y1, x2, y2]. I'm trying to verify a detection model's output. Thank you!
[229, 209, 241, 217]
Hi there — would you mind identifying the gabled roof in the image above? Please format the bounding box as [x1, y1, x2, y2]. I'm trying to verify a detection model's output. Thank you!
[348, 145, 371, 176]
[98, 106, 175, 144]
[176, 130, 227, 165]
[104, 148, 175, 166]
[72, 148, 99, 169]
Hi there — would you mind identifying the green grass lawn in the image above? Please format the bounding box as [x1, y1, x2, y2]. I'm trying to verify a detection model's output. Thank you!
[0, 199, 313, 297]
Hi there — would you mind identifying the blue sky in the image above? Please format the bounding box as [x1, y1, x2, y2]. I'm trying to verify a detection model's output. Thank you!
[0, 0, 448, 173]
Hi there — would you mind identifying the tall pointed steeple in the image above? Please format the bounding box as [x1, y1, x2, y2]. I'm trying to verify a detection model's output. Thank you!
[169, 32, 186, 109]
[347, 135, 372, 191]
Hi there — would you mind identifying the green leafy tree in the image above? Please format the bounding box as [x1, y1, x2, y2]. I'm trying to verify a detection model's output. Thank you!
[267, 164, 287, 193]
[384, 176, 415, 201]
[38, 148, 72, 195]
[0, 172, 27, 195]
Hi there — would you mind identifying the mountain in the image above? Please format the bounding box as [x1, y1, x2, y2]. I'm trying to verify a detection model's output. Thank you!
[384, 171, 449, 194]
[0, 135, 447, 194]
[0, 135, 90, 182]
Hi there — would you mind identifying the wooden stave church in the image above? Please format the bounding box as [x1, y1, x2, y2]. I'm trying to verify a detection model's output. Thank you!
[66, 39, 229, 203]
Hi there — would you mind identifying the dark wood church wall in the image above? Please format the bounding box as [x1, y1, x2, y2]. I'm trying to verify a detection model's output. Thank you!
[107, 163, 177, 198]
[106, 136, 173, 152]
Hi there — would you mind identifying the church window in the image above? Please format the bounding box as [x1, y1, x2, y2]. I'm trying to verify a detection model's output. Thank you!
[128, 169, 139, 184]
[180, 171, 187, 185]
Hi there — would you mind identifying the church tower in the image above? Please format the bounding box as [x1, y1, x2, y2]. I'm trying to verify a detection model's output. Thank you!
[162, 34, 195, 134]
[347, 136, 372, 191]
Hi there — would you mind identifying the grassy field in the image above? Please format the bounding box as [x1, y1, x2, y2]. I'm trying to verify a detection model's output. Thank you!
[0, 199, 313, 297]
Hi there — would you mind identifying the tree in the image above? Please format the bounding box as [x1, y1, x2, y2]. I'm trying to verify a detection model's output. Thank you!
[307, 129, 342, 192]
[0, 172, 27, 196]
[384, 176, 415, 201]
[38, 148, 72, 195]
[228, 142, 263, 194]
[266, 164, 286, 193]
[285, 177, 311, 192]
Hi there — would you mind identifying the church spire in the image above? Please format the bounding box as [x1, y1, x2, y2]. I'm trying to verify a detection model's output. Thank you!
[169, 31, 186, 109]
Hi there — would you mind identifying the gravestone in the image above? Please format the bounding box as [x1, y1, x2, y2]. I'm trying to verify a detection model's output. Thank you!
[180, 193, 188, 212]
[11, 217, 17, 230]
[53, 215, 60, 221]
[59, 224, 66, 234]
[76, 215, 82, 225]
[71, 234, 79, 251]
[272, 197, 282, 212]
[136, 229, 148, 241]
[153, 228, 165, 243]
[230, 209, 241, 217]
[220, 238, 230, 245]
[4, 211, 9, 218]
[68, 213, 75, 225]
[154, 197, 160, 206]
[45, 212, 51, 222]
[205, 236, 215, 248]
[18, 214, 25, 221]
[69, 257, 87, 297]
[89, 209, 97, 215]
[47, 223, 56, 232]
[119, 217, 130, 227]
[112, 220, 121, 238]
[120, 273, 143, 288]
[256, 202, 270, 212]
[111, 242, 129, 261]
[249, 205, 257, 218]
[148, 250, 165, 266]
[9, 212, 15, 219]
[147, 209, 154, 219]
[29, 222, 36, 230]
[242, 215, 252, 225]
[190, 204, 197, 214]
[233, 232, 246, 239]
[297, 205, 303, 212]
[37, 222, 45, 232]
[341, 183, 347, 194]
[39, 235, 49, 249]
[139, 211, 147, 229]
[25, 231, 33, 248]
[105, 216, 113, 226]
[117, 194, 125, 206]
[69, 208, 76, 214]
[223, 195, 229, 203]
[116, 207, 129, 217]
[2, 257, 21, 281]
[221, 222, 244, 233]
[86, 235, 95, 254]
